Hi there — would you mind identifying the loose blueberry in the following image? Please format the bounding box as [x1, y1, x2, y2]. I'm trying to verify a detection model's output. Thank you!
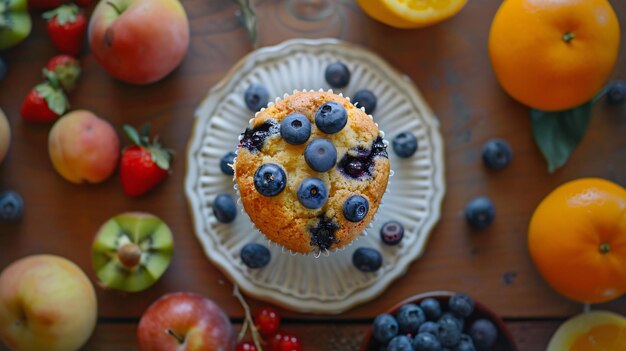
[353, 247, 382, 272]
[396, 304, 426, 335]
[309, 216, 339, 251]
[304, 138, 337, 172]
[420, 298, 443, 321]
[469, 319, 498, 351]
[439, 313, 464, 331]
[380, 221, 404, 245]
[0, 191, 23, 222]
[324, 62, 351, 88]
[482, 139, 512, 170]
[353, 89, 378, 114]
[449, 293, 475, 318]
[244, 83, 270, 112]
[418, 321, 439, 336]
[607, 81, 626, 105]
[413, 332, 441, 351]
[387, 335, 414, 351]
[373, 313, 399, 345]
[220, 151, 236, 175]
[0, 56, 6, 81]
[314, 102, 348, 134]
[437, 318, 462, 347]
[392, 132, 418, 158]
[280, 113, 311, 145]
[297, 178, 328, 209]
[254, 163, 287, 197]
[212, 193, 237, 223]
[240, 243, 271, 269]
[465, 197, 495, 229]
[343, 195, 369, 222]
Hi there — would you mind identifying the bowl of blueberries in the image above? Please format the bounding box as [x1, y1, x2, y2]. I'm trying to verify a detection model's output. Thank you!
[360, 291, 517, 351]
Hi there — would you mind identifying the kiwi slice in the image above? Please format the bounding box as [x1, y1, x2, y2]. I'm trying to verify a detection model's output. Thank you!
[92, 212, 174, 292]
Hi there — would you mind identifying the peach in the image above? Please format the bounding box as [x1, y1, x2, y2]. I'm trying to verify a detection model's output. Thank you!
[88, 0, 190, 85]
[0, 255, 98, 351]
[0, 108, 10, 165]
[48, 110, 120, 184]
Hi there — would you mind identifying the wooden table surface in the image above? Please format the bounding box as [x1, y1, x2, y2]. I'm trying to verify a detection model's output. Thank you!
[1, 0, 625, 349]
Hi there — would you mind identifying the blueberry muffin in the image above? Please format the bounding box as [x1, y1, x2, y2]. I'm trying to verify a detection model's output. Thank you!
[234, 91, 390, 254]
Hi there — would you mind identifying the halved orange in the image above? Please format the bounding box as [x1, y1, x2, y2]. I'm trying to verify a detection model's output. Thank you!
[356, 0, 468, 29]
[547, 311, 626, 351]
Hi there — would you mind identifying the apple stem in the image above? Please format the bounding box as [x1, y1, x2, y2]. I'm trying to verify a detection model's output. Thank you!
[106, 1, 123, 15]
[166, 329, 184, 344]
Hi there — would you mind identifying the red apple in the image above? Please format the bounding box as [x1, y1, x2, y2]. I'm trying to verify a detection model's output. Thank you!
[88, 0, 189, 84]
[137, 292, 236, 351]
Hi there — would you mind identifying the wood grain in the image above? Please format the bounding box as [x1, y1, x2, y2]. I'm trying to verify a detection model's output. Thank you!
[0, 0, 625, 341]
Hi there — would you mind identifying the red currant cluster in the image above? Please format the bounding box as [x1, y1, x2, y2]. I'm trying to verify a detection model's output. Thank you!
[237, 307, 302, 351]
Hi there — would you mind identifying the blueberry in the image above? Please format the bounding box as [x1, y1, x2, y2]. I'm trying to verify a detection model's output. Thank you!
[0, 56, 6, 81]
[437, 318, 462, 347]
[310, 216, 339, 251]
[304, 138, 337, 172]
[212, 193, 237, 223]
[420, 298, 442, 321]
[392, 132, 418, 158]
[418, 321, 439, 336]
[343, 195, 369, 222]
[396, 304, 426, 335]
[482, 139, 512, 170]
[253, 163, 286, 197]
[324, 62, 351, 88]
[240, 120, 280, 153]
[607, 81, 626, 105]
[353, 89, 378, 114]
[387, 335, 414, 351]
[280, 113, 311, 145]
[454, 335, 476, 351]
[0, 191, 23, 222]
[220, 151, 236, 175]
[439, 313, 464, 331]
[315, 102, 348, 134]
[240, 243, 271, 268]
[465, 197, 495, 229]
[244, 83, 270, 112]
[373, 313, 399, 344]
[469, 319, 497, 351]
[379, 221, 403, 245]
[297, 178, 328, 209]
[413, 332, 441, 351]
[449, 293, 475, 318]
[353, 247, 382, 272]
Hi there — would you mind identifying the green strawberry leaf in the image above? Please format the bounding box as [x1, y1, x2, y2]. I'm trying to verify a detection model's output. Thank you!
[123, 125, 141, 146]
[149, 146, 172, 170]
[43, 4, 79, 25]
[35, 82, 68, 115]
[530, 101, 593, 173]
[233, 0, 257, 47]
[140, 124, 151, 145]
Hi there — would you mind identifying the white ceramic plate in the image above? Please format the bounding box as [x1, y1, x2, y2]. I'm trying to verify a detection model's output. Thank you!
[185, 38, 445, 314]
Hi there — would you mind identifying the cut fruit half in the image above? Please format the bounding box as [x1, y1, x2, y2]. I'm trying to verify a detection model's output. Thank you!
[356, 0, 468, 29]
[547, 311, 626, 351]
[92, 212, 174, 292]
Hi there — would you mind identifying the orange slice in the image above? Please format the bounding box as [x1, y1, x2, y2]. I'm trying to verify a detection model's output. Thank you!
[547, 311, 626, 351]
[356, 0, 468, 29]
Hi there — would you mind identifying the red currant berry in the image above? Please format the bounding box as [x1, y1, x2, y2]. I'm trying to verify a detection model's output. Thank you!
[254, 306, 281, 337]
[236, 341, 258, 351]
[269, 332, 302, 351]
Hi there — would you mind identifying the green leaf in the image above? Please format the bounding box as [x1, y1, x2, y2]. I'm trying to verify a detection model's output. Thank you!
[149, 146, 171, 170]
[35, 82, 68, 115]
[43, 4, 79, 25]
[530, 102, 593, 173]
[123, 125, 141, 146]
[233, 0, 257, 47]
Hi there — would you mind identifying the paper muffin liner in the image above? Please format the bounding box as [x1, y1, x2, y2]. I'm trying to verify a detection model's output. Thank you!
[231, 89, 394, 258]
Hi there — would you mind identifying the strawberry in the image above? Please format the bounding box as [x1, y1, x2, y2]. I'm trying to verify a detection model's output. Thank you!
[43, 4, 86, 56]
[45, 55, 80, 91]
[120, 125, 173, 197]
[20, 77, 68, 123]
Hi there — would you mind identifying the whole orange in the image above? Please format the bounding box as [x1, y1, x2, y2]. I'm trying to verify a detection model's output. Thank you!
[489, 0, 620, 111]
[528, 178, 626, 303]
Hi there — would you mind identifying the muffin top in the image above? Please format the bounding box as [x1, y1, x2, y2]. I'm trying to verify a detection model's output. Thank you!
[234, 91, 390, 254]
